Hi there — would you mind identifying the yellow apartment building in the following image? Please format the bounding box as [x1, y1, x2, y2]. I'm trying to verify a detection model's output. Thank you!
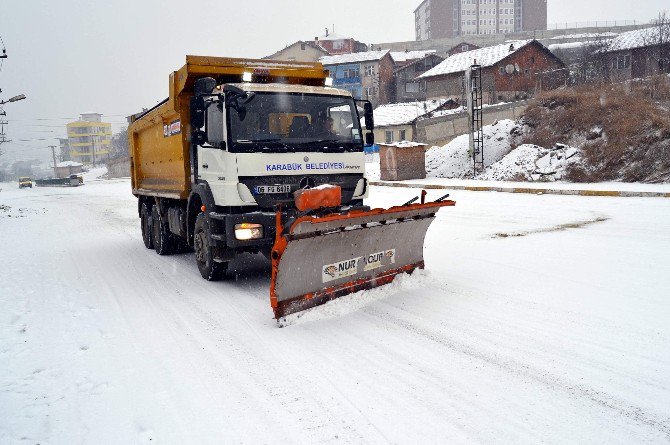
[66, 113, 112, 165]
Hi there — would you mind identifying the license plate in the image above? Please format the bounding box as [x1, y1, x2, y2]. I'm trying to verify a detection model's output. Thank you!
[254, 185, 291, 194]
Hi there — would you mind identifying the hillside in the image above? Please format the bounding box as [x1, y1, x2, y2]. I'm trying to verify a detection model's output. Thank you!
[520, 79, 670, 183]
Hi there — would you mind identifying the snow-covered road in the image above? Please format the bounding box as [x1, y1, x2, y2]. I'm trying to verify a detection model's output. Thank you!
[1, 178, 669, 444]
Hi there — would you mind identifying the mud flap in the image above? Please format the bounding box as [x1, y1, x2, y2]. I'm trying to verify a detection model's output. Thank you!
[270, 201, 455, 319]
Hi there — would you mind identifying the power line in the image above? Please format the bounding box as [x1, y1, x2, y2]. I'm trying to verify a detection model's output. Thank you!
[6, 114, 130, 122]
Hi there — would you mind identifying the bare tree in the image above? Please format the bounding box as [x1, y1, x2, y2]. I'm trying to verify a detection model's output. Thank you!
[571, 38, 611, 85]
[642, 12, 670, 75]
[109, 128, 129, 160]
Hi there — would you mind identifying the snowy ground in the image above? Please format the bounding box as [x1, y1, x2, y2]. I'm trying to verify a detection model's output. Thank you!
[1, 178, 670, 444]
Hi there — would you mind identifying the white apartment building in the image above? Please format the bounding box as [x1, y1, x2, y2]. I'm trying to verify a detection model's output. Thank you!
[415, 0, 546, 41]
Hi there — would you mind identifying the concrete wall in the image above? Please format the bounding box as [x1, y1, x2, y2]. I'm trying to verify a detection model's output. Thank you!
[373, 24, 649, 54]
[416, 100, 528, 147]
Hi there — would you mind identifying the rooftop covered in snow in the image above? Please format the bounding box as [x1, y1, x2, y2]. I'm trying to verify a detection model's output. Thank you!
[390, 50, 436, 63]
[607, 26, 667, 52]
[372, 99, 454, 127]
[419, 40, 533, 79]
[319, 50, 390, 66]
[56, 161, 83, 168]
[316, 32, 349, 42]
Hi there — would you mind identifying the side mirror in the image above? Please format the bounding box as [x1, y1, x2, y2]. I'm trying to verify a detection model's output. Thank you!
[365, 132, 375, 146]
[364, 102, 374, 130]
[190, 96, 205, 129]
[194, 77, 216, 96]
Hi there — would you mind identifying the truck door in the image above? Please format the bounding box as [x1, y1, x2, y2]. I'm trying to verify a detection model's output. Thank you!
[198, 101, 226, 185]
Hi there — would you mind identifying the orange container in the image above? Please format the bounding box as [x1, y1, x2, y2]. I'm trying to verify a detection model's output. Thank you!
[294, 186, 342, 211]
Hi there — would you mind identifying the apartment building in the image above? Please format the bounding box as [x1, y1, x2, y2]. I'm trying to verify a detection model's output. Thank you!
[66, 113, 112, 165]
[320, 50, 395, 107]
[414, 0, 547, 40]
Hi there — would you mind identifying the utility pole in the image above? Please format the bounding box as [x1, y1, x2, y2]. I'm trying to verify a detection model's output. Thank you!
[91, 135, 97, 166]
[49, 145, 57, 170]
[0, 118, 9, 145]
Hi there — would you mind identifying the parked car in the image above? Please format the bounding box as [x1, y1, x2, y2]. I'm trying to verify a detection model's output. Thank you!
[18, 177, 33, 188]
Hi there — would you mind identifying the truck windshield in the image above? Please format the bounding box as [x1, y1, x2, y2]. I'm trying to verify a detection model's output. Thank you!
[227, 92, 363, 153]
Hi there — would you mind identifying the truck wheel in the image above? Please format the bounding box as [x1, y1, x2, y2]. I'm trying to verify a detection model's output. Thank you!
[140, 203, 154, 249]
[194, 213, 227, 281]
[152, 205, 175, 255]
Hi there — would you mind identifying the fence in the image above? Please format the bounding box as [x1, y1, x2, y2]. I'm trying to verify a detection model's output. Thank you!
[547, 20, 641, 30]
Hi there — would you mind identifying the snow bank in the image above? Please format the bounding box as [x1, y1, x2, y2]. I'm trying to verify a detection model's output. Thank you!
[82, 166, 108, 181]
[56, 161, 83, 168]
[366, 118, 582, 183]
[426, 119, 517, 178]
[365, 153, 380, 181]
[480, 143, 581, 181]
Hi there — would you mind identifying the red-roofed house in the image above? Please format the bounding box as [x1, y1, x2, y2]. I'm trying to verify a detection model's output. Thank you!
[419, 40, 565, 103]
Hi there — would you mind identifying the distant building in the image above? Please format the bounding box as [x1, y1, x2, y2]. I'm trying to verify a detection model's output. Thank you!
[393, 53, 445, 102]
[414, 0, 547, 41]
[66, 113, 112, 165]
[58, 138, 71, 162]
[605, 26, 670, 82]
[419, 40, 566, 103]
[54, 161, 83, 179]
[264, 40, 330, 62]
[320, 50, 395, 107]
[390, 50, 438, 68]
[373, 99, 458, 144]
[315, 30, 368, 55]
[447, 42, 481, 56]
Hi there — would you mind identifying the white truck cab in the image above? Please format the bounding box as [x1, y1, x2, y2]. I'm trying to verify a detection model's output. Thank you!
[195, 82, 370, 210]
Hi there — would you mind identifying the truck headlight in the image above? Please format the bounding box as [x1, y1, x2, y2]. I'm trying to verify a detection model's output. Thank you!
[235, 223, 263, 240]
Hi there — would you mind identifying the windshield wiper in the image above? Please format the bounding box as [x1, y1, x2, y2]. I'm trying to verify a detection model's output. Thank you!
[236, 139, 294, 153]
[310, 139, 348, 153]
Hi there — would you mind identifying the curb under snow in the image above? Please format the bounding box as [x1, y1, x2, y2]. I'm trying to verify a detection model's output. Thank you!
[369, 181, 670, 199]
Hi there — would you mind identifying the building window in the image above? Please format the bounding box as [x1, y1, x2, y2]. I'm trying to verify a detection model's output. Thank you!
[385, 131, 393, 144]
[616, 55, 631, 70]
[364, 65, 375, 76]
[343, 68, 360, 79]
[301, 43, 306, 50]
[405, 82, 420, 93]
[399, 130, 407, 141]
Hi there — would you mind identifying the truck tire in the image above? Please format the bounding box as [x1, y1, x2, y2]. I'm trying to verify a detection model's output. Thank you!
[194, 212, 227, 281]
[140, 203, 154, 249]
[152, 205, 176, 255]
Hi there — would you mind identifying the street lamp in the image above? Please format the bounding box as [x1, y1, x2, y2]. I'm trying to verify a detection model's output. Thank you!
[0, 94, 26, 104]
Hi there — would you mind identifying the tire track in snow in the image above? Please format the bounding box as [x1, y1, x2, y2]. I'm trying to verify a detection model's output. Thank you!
[364, 305, 670, 439]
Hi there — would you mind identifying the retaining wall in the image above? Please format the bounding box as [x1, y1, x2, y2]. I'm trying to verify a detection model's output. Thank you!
[416, 101, 529, 147]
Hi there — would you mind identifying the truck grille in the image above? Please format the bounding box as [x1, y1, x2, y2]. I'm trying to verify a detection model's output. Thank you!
[238, 174, 364, 209]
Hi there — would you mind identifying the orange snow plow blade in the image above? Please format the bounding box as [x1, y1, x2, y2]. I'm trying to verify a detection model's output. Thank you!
[270, 196, 456, 319]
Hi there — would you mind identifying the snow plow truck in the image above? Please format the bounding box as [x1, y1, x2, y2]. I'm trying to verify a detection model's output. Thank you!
[128, 56, 455, 320]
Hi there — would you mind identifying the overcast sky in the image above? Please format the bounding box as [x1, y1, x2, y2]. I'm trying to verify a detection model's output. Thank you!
[0, 0, 667, 163]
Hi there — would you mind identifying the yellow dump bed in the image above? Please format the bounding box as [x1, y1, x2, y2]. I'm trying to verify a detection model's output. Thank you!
[128, 56, 327, 199]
